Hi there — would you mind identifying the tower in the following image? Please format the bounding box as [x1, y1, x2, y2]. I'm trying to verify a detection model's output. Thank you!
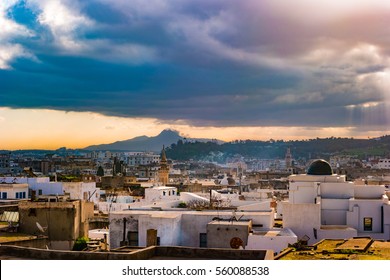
[158, 146, 169, 185]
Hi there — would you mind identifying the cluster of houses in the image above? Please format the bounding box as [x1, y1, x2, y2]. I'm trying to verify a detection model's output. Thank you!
[0, 157, 389, 257]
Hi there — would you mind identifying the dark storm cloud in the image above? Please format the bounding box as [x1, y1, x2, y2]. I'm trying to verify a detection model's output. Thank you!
[1, 0, 390, 128]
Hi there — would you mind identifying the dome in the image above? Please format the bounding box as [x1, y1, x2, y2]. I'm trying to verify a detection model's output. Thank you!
[307, 159, 333, 175]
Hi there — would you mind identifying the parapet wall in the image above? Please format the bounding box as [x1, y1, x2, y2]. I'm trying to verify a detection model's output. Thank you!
[0, 245, 156, 260]
[0, 245, 273, 260]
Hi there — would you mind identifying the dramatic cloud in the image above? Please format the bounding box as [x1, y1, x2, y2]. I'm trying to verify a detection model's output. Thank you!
[0, 0, 35, 68]
[1, 0, 390, 132]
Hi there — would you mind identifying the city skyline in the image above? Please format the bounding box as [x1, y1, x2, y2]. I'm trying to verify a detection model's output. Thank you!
[1, 1, 390, 149]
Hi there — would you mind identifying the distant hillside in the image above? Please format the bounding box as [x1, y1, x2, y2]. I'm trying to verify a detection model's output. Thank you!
[165, 135, 390, 162]
[83, 129, 224, 152]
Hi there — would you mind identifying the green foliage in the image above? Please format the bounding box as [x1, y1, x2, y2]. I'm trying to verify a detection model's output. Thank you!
[97, 166, 104, 176]
[72, 236, 89, 251]
[165, 136, 390, 161]
[177, 202, 187, 208]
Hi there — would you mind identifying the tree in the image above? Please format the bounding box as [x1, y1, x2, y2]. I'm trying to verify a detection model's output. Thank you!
[97, 166, 104, 176]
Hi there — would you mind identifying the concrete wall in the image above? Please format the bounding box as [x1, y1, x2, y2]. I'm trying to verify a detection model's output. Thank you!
[354, 185, 386, 199]
[154, 246, 273, 260]
[317, 227, 357, 240]
[0, 245, 156, 260]
[29, 182, 63, 196]
[0, 184, 28, 199]
[246, 229, 297, 254]
[321, 198, 349, 225]
[0, 237, 49, 249]
[98, 202, 131, 213]
[62, 182, 100, 204]
[289, 174, 345, 183]
[80, 201, 94, 237]
[110, 210, 275, 249]
[0, 245, 273, 260]
[109, 214, 140, 249]
[321, 198, 349, 210]
[237, 201, 271, 211]
[19, 201, 78, 240]
[282, 202, 321, 244]
[138, 214, 181, 247]
[384, 204, 390, 240]
[289, 182, 317, 204]
[321, 209, 347, 225]
[347, 199, 385, 233]
[18, 200, 94, 250]
[346, 204, 359, 230]
[320, 182, 354, 199]
[181, 213, 216, 247]
[207, 221, 251, 249]
[145, 187, 177, 202]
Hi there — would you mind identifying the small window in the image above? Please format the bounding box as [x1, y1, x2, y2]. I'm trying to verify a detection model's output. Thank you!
[199, 233, 207, 248]
[16, 192, 19, 199]
[364, 217, 372, 231]
[38, 189, 43, 195]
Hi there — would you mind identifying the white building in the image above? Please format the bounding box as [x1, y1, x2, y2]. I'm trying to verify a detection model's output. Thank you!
[0, 183, 28, 200]
[144, 186, 178, 202]
[62, 182, 100, 204]
[0, 177, 100, 204]
[108, 208, 296, 254]
[0, 177, 63, 196]
[108, 188, 298, 254]
[375, 158, 390, 169]
[282, 159, 390, 245]
[125, 152, 160, 166]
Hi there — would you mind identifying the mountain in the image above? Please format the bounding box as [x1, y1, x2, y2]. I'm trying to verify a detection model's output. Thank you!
[83, 129, 224, 152]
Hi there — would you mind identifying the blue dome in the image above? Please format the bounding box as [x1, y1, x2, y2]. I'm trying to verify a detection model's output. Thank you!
[307, 159, 333, 175]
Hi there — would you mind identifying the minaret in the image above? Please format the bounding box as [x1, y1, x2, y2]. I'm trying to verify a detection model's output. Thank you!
[158, 146, 169, 185]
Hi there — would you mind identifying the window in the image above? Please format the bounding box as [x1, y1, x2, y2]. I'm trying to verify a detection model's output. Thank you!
[1, 192, 7, 199]
[22, 192, 26, 199]
[199, 233, 207, 248]
[38, 189, 43, 195]
[364, 217, 373, 231]
[127, 231, 139, 246]
[16, 192, 19, 199]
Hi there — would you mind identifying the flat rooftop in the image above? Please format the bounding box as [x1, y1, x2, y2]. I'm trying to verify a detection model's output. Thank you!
[276, 237, 390, 260]
[208, 220, 251, 226]
[251, 228, 296, 237]
[111, 209, 272, 216]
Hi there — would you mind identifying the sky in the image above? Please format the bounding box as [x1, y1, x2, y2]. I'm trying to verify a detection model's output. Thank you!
[1, 0, 390, 149]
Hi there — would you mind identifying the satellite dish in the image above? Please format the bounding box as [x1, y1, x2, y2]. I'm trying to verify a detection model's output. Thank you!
[36, 222, 47, 233]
